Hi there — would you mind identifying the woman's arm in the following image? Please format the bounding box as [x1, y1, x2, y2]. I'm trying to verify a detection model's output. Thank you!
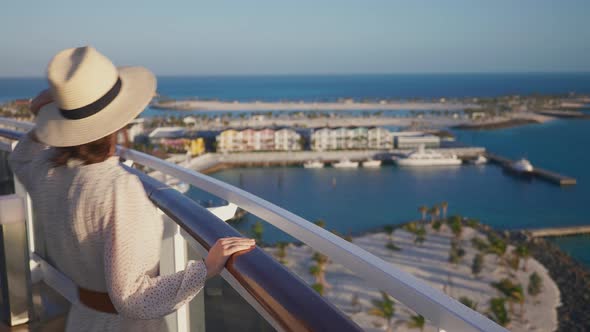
[103, 174, 254, 319]
[8, 130, 48, 191]
[7, 89, 53, 191]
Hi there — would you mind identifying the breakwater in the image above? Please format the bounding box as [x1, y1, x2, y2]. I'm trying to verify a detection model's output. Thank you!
[485, 153, 576, 186]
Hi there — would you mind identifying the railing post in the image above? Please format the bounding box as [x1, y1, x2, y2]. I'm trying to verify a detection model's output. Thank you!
[0, 145, 33, 326]
[160, 212, 205, 332]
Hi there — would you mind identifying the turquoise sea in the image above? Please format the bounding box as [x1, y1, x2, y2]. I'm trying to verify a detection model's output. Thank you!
[1, 74, 589, 267]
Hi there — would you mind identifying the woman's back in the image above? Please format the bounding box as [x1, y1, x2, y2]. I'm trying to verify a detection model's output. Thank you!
[31, 153, 162, 292]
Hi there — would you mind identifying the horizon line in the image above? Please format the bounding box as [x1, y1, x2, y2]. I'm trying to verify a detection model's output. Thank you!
[2, 70, 590, 80]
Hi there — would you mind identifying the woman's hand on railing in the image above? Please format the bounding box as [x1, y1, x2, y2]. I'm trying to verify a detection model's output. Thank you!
[205, 237, 256, 279]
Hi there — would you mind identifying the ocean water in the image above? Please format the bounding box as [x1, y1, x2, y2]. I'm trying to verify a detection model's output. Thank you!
[1, 74, 589, 267]
[2, 73, 590, 102]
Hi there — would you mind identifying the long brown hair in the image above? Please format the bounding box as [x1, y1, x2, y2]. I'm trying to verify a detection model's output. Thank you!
[51, 132, 117, 166]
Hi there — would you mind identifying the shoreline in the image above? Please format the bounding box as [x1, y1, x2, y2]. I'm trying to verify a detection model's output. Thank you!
[151, 99, 479, 112]
[453, 118, 539, 130]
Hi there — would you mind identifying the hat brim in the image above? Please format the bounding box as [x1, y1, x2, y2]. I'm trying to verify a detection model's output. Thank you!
[35, 66, 156, 147]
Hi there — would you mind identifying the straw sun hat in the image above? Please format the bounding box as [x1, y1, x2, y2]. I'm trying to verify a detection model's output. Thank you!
[35, 46, 156, 147]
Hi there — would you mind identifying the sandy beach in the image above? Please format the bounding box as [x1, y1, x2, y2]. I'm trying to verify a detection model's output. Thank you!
[265, 225, 560, 331]
[152, 100, 479, 112]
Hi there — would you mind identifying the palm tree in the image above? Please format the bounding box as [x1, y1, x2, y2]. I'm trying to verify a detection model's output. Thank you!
[276, 242, 288, 264]
[486, 234, 507, 267]
[440, 201, 448, 220]
[491, 278, 525, 316]
[513, 245, 530, 271]
[428, 207, 437, 224]
[418, 206, 428, 221]
[251, 221, 264, 244]
[472, 253, 484, 277]
[528, 272, 543, 297]
[311, 282, 324, 296]
[314, 219, 326, 228]
[459, 296, 478, 311]
[450, 218, 463, 240]
[414, 226, 427, 245]
[369, 291, 395, 332]
[312, 252, 331, 289]
[406, 314, 425, 331]
[383, 225, 395, 241]
[383, 225, 400, 251]
[488, 297, 510, 327]
[433, 206, 441, 221]
[309, 265, 321, 283]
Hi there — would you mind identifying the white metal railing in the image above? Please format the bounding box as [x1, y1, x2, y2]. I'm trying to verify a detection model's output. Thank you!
[0, 117, 507, 332]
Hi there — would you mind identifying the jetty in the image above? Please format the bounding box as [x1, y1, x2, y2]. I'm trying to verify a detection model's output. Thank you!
[521, 225, 590, 238]
[485, 153, 577, 186]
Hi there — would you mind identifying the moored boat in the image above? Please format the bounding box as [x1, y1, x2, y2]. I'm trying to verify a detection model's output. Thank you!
[508, 158, 534, 173]
[393, 145, 462, 167]
[303, 160, 324, 169]
[333, 159, 359, 168]
[469, 155, 488, 165]
[362, 159, 382, 168]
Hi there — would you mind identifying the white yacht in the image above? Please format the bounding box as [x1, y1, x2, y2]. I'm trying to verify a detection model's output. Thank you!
[362, 159, 382, 168]
[333, 159, 359, 168]
[303, 160, 324, 169]
[469, 155, 488, 165]
[393, 145, 462, 167]
[509, 158, 534, 173]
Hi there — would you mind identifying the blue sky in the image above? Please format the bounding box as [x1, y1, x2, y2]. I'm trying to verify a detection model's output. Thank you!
[1, 0, 589, 77]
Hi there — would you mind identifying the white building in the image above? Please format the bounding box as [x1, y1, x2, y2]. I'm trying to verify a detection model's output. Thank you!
[274, 128, 302, 151]
[311, 127, 388, 151]
[395, 135, 440, 149]
[368, 127, 393, 149]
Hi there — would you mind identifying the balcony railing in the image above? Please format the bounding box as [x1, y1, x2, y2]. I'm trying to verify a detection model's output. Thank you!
[0, 117, 507, 332]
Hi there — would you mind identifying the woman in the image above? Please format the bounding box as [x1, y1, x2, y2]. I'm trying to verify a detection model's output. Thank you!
[9, 46, 255, 331]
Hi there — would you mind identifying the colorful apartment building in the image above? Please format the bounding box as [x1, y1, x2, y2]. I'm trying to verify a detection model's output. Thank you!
[216, 128, 302, 152]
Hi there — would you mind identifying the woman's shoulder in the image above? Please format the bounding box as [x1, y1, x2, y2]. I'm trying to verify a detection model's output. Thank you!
[78, 157, 146, 194]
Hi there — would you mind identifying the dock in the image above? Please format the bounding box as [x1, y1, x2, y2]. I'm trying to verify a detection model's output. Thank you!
[521, 226, 590, 237]
[485, 153, 577, 186]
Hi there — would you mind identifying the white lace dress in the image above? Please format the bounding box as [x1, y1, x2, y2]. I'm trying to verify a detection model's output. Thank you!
[9, 131, 207, 332]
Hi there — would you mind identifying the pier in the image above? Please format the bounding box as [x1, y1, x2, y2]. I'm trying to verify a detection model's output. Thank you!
[485, 153, 577, 186]
[521, 226, 590, 238]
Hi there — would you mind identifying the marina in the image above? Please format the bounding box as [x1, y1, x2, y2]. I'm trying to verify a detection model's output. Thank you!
[182, 147, 486, 173]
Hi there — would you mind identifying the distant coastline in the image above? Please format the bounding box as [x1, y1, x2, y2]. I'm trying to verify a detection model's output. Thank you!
[151, 99, 478, 112]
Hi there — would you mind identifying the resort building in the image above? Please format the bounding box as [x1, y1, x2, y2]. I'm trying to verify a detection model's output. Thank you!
[368, 127, 394, 149]
[274, 128, 303, 151]
[216, 128, 302, 152]
[216, 129, 241, 152]
[311, 126, 391, 151]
